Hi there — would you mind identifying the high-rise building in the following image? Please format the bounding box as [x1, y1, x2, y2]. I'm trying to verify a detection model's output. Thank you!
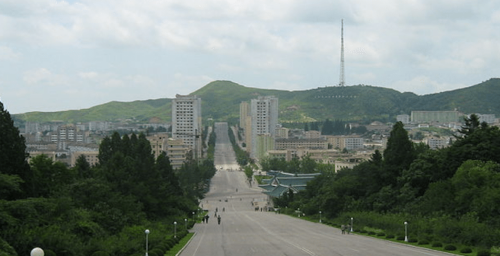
[172, 94, 202, 160]
[249, 96, 278, 158]
[239, 101, 250, 129]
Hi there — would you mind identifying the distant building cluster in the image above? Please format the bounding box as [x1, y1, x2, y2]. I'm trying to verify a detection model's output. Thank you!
[238, 101, 499, 173]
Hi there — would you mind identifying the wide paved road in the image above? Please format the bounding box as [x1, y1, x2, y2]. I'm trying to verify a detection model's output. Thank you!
[180, 122, 454, 256]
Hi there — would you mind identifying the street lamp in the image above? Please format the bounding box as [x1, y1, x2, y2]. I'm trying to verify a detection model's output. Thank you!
[145, 229, 150, 256]
[404, 221, 408, 242]
[319, 211, 322, 223]
[350, 217, 353, 232]
[192, 211, 195, 222]
[185, 218, 188, 230]
[31, 247, 44, 256]
[174, 221, 177, 238]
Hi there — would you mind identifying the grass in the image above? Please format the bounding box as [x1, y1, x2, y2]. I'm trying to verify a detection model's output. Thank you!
[164, 233, 194, 256]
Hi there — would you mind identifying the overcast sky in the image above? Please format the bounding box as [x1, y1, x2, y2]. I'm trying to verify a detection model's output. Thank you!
[1, 0, 499, 114]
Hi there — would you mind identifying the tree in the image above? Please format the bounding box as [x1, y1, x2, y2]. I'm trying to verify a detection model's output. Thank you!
[382, 122, 415, 187]
[0, 102, 31, 199]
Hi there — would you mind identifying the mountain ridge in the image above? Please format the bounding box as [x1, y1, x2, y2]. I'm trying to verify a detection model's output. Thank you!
[13, 78, 500, 124]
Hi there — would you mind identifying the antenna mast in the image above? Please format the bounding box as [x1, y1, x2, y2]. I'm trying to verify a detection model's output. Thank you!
[339, 19, 345, 87]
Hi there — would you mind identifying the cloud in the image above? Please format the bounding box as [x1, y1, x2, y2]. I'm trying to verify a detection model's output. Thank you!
[23, 68, 68, 86]
[78, 71, 99, 79]
[0, 46, 20, 60]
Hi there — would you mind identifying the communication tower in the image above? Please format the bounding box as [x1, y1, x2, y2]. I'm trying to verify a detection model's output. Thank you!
[339, 19, 345, 87]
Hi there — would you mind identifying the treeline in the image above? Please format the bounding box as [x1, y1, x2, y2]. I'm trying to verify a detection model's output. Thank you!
[278, 115, 500, 250]
[260, 155, 335, 174]
[0, 102, 216, 256]
[227, 126, 253, 167]
[285, 119, 368, 135]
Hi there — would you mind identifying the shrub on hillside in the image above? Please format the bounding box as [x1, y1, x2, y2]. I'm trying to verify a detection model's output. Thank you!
[396, 236, 405, 241]
[386, 234, 395, 239]
[476, 249, 491, 256]
[432, 242, 443, 247]
[444, 245, 457, 251]
[418, 240, 429, 245]
[408, 238, 418, 243]
[460, 248, 473, 253]
[91, 251, 111, 256]
[376, 232, 385, 236]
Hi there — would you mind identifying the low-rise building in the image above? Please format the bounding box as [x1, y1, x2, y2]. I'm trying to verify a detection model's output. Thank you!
[275, 138, 328, 150]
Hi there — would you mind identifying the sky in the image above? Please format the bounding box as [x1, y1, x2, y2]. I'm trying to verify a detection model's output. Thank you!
[1, 0, 499, 114]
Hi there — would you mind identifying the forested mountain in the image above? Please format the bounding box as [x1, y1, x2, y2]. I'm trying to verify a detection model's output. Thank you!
[14, 78, 500, 124]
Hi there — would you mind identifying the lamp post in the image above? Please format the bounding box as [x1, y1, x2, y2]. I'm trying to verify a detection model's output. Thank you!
[319, 211, 322, 223]
[174, 221, 177, 238]
[185, 218, 188, 230]
[145, 229, 150, 256]
[350, 217, 353, 232]
[31, 247, 44, 256]
[404, 221, 408, 242]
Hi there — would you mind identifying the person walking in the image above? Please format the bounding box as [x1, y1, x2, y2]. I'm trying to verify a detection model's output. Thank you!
[341, 224, 346, 234]
[217, 215, 221, 225]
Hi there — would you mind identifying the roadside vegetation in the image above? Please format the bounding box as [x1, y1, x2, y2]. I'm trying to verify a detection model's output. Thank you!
[274, 114, 500, 255]
[0, 102, 216, 256]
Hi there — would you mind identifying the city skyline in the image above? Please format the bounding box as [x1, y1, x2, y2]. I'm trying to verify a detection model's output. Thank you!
[1, 0, 499, 114]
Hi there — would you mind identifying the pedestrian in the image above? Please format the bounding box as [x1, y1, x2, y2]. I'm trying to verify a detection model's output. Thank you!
[202, 216, 205, 223]
[346, 225, 351, 234]
[341, 224, 346, 234]
[205, 215, 209, 223]
[217, 215, 221, 225]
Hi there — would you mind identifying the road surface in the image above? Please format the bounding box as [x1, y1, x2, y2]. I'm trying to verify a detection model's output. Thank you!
[180, 122, 454, 256]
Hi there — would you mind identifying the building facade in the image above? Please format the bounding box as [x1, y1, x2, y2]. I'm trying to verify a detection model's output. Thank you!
[249, 96, 278, 158]
[411, 111, 461, 124]
[172, 94, 202, 160]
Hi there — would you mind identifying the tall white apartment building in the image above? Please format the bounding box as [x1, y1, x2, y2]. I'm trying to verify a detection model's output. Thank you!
[172, 94, 202, 160]
[249, 96, 278, 158]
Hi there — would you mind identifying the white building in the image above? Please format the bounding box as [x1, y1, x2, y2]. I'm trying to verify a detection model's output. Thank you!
[250, 96, 278, 158]
[172, 94, 202, 160]
[397, 114, 410, 124]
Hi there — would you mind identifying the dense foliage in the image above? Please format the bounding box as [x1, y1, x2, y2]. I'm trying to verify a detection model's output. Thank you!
[0, 102, 215, 255]
[280, 116, 500, 249]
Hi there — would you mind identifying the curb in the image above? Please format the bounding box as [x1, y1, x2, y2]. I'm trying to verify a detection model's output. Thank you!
[175, 232, 197, 256]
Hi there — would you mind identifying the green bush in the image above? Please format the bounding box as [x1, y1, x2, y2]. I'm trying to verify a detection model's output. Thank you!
[396, 236, 405, 241]
[368, 231, 376, 235]
[444, 245, 457, 251]
[386, 234, 395, 239]
[91, 251, 111, 256]
[359, 230, 367, 234]
[460, 248, 473, 253]
[408, 238, 418, 243]
[150, 248, 163, 256]
[376, 232, 385, 236]
[44, 250, 56, 256]
[418, 240, 429, 245]
[476, 249, 491, 256]
[432, 242, 443, 247]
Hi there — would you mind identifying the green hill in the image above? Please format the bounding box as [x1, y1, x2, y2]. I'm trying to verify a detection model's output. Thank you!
[13, 78, 500, 124]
